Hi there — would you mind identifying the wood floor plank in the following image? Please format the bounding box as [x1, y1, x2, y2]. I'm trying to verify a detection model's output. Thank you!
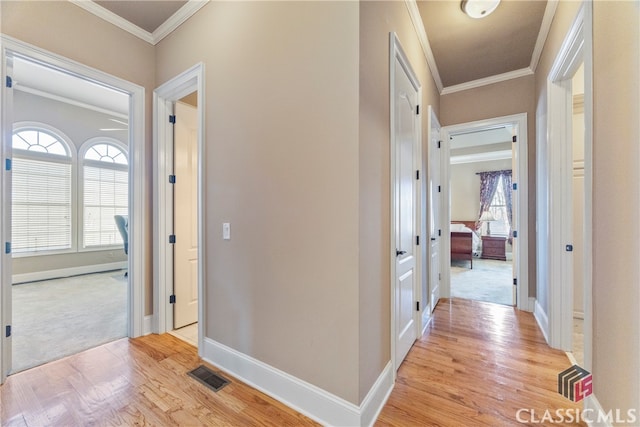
[377, 298, 586, 426]
[2, 298, 585, 426]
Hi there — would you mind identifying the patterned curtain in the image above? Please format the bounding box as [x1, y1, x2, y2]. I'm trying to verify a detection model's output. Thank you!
[476, 171, 502, 232]
[501, 170, 513, 242]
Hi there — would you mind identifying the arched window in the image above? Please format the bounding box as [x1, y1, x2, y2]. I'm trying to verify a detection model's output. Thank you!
[12, 127, 73, 253]
[81, 140, 128, 248]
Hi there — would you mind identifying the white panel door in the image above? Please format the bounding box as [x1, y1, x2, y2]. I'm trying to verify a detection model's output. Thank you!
[393, 53, 419, 366]
[173, 102, 198, 329]
[428, 107, 441, 312]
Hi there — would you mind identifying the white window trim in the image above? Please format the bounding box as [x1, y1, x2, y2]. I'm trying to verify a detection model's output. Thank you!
[78, 137, 129, 252]
[11, 122, 78, 256]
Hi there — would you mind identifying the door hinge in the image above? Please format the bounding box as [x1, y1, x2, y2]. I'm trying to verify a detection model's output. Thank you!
[416, 301, 420, 311]
[169, 295, 176, 304]
[566, 244, 573, 252]
[439, 273, 441, 280]
[416, 170, 420, 180]
[416, 105, 420, 115]
[5, 158, 10, 171]
[513, 278, 517, 285]
[437, 140, 442, 149]
[438, 229, 441, 237]
[5, 242, 10, 254]
[416, 235, 420, 245]
[169, 235, 176, 244]
[512, 135, 517, 143]
[169, 174, 176, 184]
[512, 230, 517, 238]
[438, 185, 441, 193]
[6, 76, 12, 88]
[5, 325, 11, 338]
[513, 183, 517, 190]
[169, 115, 176, 124]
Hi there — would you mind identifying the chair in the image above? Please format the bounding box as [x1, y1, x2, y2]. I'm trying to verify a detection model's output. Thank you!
[114, 215, 128, 277]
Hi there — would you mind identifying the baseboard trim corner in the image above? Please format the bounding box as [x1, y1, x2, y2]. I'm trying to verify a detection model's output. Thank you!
[534, 299, 550, 343]
[143, 315, 153, 335]
[585, 393, 613, 427]
[202, 338, 393, 426]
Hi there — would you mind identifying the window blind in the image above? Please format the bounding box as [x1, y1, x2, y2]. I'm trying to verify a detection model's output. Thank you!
[83, 165, 128, 248]
[12, 157, 72, 253]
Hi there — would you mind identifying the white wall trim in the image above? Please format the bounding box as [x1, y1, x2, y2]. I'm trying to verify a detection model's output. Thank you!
[69, 0, 209, 46]
[153, 63, 205, 346]
[530, 0, 559, 72]
[584, 394, 613, 427]
[152, 0, 209, 44]
[143, 315, 153, 336]
[405, 0, 444, 93]
[202, 337, 394, 427]
[450, 149, 512, 165]
[441, 68, 534, 95]
[12, 261, 126, 284]
[1, 35, 146, 382]
[442, 113, 528, 310]
[527, 297, 536, 313]
[534, 299, 550, 343]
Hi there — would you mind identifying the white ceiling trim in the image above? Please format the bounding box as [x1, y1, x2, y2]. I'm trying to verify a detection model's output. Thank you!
[530, 0, 559, 72]
[152, 1, 209, 44]
[405, 0, 444, 93]
[441, 67, 534, 95]
[68, 0, 208, 46]
[14, 85, 128, 120]
[450, 149, 512, 165]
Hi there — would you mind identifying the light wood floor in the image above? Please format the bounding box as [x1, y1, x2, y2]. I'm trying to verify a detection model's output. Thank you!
[377, 298, 585, 426]
[1, 298, 583, 426]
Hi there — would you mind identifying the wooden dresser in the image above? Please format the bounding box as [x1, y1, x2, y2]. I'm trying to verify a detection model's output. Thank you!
[481, 235, 507, 261]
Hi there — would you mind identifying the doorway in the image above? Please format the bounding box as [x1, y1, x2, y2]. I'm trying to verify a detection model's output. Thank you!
[0, 35, 146, 383]
[441, 114, 529, 311]
[153, 64, 204, 351]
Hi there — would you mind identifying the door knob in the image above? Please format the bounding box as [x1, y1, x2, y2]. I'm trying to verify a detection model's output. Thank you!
[396, 249, 407, 256]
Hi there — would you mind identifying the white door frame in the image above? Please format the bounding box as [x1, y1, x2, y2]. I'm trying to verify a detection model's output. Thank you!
[545, 3, 592, 364]
[441, 113, 529, 311]
[153, 64, 205, 349]
[0, 35, 146, 383]
[389, 33, 422, 373]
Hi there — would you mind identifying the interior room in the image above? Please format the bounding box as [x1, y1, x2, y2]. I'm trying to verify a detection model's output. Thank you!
[10, 57, 129, 372]
[449, 126, 514, 306]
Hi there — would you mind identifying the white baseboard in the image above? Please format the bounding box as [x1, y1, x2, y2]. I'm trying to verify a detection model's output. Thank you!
[527, 296, 536, 312]
[12, 261, 127, 284]
[202, 337, 394, 426]
[584, 394, 613, 427]
[534, 299, 550, 343]
[143, 315, 153, 336]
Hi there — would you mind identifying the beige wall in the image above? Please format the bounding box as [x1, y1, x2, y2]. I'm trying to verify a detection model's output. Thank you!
[441, 75, 536, 297]
[591, 1, 640, 415]
[1, 0, 155, 314]
[450, 159, 512, 221]
[358, 0, 440, 402]
[156, 1, 362, 404]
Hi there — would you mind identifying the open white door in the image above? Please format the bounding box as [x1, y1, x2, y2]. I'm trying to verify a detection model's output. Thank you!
[391, 33, 421, 368]
[173, 101, 199, 329]
[427, 107, 441, 312]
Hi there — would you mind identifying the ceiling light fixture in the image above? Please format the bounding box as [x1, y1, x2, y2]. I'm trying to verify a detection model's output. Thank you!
[461, 0, 500, 19]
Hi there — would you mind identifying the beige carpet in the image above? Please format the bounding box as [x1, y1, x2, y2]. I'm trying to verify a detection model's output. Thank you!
[451, 258, 513, 306]
[11, 270, 127, 373]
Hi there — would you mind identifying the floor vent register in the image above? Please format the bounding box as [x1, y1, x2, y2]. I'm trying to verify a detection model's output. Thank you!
[188, 365, 230, 392]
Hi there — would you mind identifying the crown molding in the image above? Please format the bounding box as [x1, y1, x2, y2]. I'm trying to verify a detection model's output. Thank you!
[69, 0, 208, 46]
[69, 0, 155, 44]
[530, 0, 559, 72]
[405, 0, 444, 93]
[441, 67, 534, 95]
[152, 0, 209, 44]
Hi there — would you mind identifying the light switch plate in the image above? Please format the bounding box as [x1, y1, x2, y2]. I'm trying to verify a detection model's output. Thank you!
[223, 223, 231, 240]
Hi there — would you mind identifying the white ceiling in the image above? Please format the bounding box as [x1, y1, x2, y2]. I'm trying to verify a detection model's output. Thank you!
[13, 57, 129, 119]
